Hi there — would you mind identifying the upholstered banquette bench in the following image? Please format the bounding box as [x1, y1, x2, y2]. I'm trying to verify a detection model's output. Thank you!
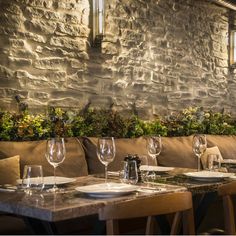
[0, 135, 236, 234]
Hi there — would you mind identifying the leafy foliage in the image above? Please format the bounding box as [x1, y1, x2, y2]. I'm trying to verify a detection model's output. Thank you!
[164, 107, 236, 136]
[0, 106, 236, 141]
[0, 111, 15, 141]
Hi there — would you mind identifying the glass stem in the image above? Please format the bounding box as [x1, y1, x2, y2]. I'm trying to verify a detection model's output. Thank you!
[198, 156, 201, 172]
[54, 166, 56, 189]
[105, 165, 108, 184]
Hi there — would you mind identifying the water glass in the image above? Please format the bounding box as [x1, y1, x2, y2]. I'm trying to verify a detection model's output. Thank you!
[120, 160, 138, 185]
[207, 154, 220, 171]
[139, 155, 156, 183]
[22, 165, 44, 194]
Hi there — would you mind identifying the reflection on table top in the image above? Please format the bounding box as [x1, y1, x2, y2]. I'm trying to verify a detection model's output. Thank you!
[153, 167, 234, 194]
[0, 167, 234, 222]
[0, 175, 186, 222]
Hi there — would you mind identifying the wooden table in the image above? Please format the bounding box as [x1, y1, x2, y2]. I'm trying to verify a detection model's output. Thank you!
[154, 168, 232, 194]
[0, 175, 187, 234]
[0, 176, 187, 222]
[153, 168, 234, 231]
[0, 169, 232, 234]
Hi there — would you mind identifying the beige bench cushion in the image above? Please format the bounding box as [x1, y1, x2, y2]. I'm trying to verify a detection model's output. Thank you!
[157, 136, 197, 168]
[0, 155, 20, 185]
[207, 135, 236, 160]
[82, 137, 152, 174]
[0, 138, 88, 178]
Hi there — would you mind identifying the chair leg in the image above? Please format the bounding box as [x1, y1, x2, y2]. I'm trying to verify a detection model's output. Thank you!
[106, 219, 119, 235]
[146, 216, 155, 235]
[223, 196, 236, 235]
[170, 212, 182, 235]
[183, 208, 195, 235]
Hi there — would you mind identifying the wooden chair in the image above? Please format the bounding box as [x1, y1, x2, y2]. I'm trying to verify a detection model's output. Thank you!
[218, 181, 236, 235]
[98, 191, 195, 235]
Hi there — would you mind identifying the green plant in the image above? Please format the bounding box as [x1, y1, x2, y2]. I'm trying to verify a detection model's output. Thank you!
[124, 115, 147, 138]
[203, 110, 236, 135]
[164, 107, 236, 136]
[71, 115, 88, 137]
[1, 106, 236, 141]
[47, 107, 73, 138]
[0, 111, 15, 141]
[16, 113, 51, 141]
[143, 118, 168, 137]
[79, 109, 127, 138]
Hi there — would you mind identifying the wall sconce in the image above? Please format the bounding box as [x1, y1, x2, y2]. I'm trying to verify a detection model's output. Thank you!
[230, 30, 236, 65]
[92, 0, 105, 47]
[229, 11, 236, 66]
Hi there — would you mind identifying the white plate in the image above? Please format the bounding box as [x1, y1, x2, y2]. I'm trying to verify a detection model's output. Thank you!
[75, 182, 139, 198]
[17, 176, 76, 186]
[140, 165, 174, 172]
[229, 175, 236, 180]
[220, 159, 236, 164]
[184, 171, 234, 182]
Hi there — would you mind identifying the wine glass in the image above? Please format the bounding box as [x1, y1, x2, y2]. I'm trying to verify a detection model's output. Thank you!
[97, 137, 116, 185]
[192, 134, 207, 172]
[45, 138, 66, 192]
[146, 135, 162, 161]
[146, 135, 162, 179]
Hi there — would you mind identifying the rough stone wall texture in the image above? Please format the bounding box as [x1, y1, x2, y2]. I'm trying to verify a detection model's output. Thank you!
[0, 0, 233, 118]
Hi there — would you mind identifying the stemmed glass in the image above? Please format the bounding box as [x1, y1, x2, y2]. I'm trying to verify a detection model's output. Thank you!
[146, 135, 162, 161]
[45, 137, 66, 192]
[97, 137, 116, 185]
[146, 135, 162, 179]
[192, 134, 207, 172]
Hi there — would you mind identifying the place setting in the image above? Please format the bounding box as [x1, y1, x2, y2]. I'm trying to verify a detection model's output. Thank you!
[183, 171, 234, 182]
[76, 137, 139, 198]
[75, 137, 129, 198]
[179, 135, 235, 183]
[76, 136, 168, 198]
[13, 138, 77, 196]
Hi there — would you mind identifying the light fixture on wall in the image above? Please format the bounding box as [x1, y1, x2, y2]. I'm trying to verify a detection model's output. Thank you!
[229, 11, 236, 66]
[92, 0, 105, 47]
[230, 30, 236, 65]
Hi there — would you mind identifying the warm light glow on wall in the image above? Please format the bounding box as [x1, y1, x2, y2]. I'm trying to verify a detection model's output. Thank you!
[230, 30, 236, 65]
[92, 0, 104, 47]
[234, 32, 236, 62]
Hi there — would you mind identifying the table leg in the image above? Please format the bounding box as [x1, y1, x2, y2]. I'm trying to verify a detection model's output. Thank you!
[155, 215, 171, 234]
[154, 192, 218, 234]
[193, 191, 218, 230]
[23, 217, 58, 234]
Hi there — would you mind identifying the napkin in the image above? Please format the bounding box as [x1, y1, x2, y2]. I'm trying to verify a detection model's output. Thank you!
[201, 146, 223, 170]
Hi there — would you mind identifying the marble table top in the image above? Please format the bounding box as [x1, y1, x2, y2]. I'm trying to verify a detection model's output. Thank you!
[0, 176, 186, 222]
[0, 168, 234, 223]
[155, 167, 234, 194]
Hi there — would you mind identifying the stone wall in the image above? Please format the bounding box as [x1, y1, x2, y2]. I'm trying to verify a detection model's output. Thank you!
[0, 0, 234, 118]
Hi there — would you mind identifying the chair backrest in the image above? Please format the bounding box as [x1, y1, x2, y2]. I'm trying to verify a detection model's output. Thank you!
[99, 191, 195, 235]
[218, 181, 236, 235]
